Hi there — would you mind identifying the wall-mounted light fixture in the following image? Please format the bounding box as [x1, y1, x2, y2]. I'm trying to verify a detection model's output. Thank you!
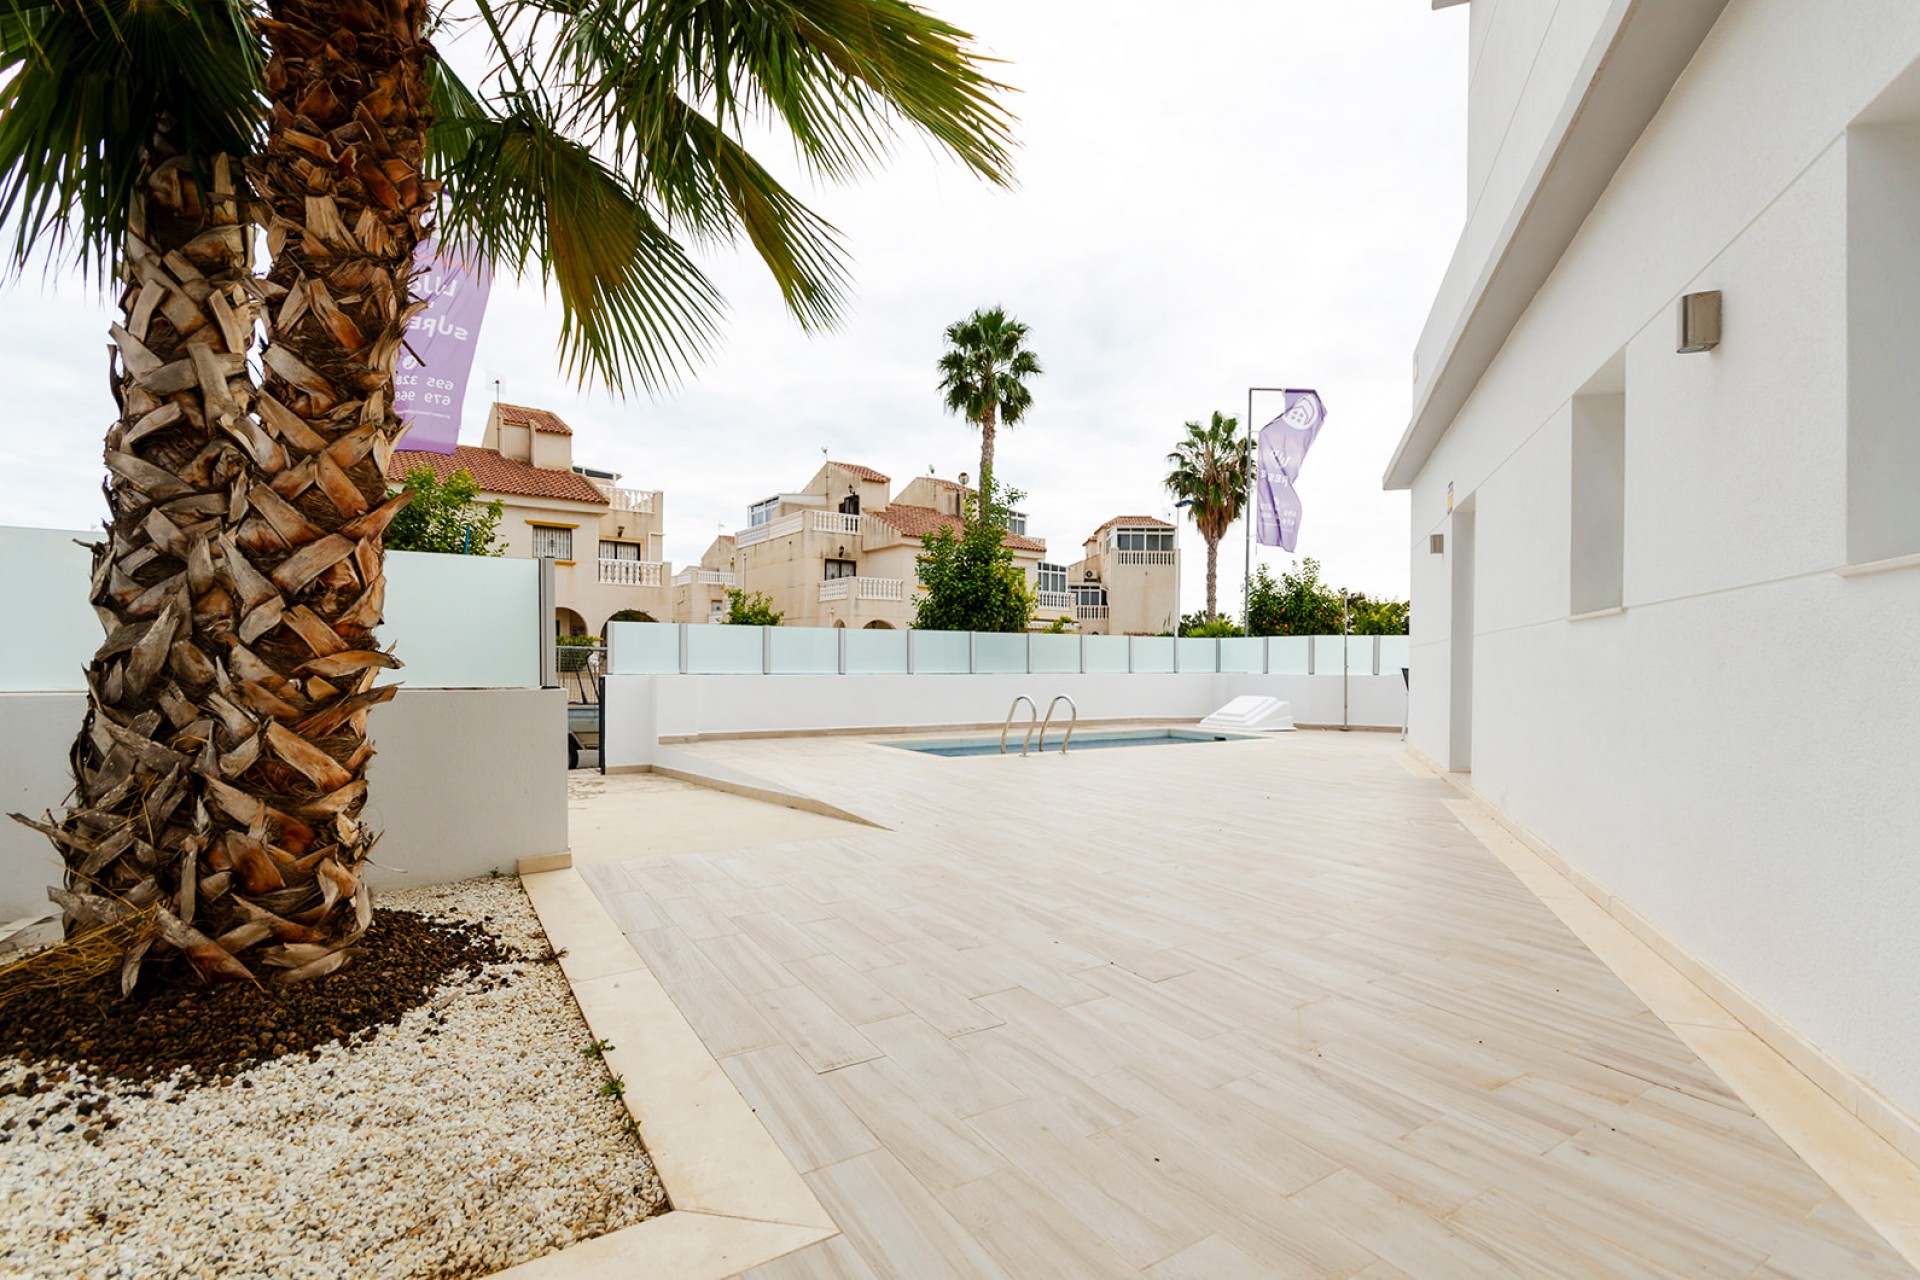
[1678, 290, 1721, 353]
[1430, 533, 1445, 555]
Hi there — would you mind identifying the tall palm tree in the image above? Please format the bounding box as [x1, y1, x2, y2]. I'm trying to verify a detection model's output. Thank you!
[1165, 411, 1253, 624]
[937, 306, 1040, 502]
[3, 0, 1016, 988]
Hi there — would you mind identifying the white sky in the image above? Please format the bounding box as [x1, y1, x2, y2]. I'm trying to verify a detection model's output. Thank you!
[0, 1, 1467, 613]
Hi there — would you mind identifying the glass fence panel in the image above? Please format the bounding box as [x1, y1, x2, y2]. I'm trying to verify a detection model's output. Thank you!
[1082, 634, 1129, 673]
[974, 632, 1028, 674]
[1130, 636, 1175, 673]
[769, 626, 840, 674]
[914, 630, 972, 674]
[1377, 635, 1411, 680]
[381, 551, 539, 688]
[1030, 633, 1081, 674]
[607, 621, 680, 674]
[846, 628, 909, 674]
[1348, 635, 1378, 676]
[1219, 636, 1265, 674]
[1175, 637, 1219, 673]
[686, 624, 765, 674]
[1, 526, 96, 692]
[1267, 635, 1310, 675]
[1309, 636, 1343, 674]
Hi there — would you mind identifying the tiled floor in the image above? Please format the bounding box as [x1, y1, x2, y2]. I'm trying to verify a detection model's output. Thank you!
[573, 733, 1917, 1278]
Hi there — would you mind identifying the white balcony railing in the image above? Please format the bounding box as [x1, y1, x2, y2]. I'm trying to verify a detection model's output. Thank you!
[597, 558, 665, 587]
[1075, 604, 1110, 621]
[609, 487, 657, 514]
[1115, 550, 1176, 566]
[810, 510, 862, 536]
[1036, 591, 1072, 611]
[819, 576, 906, 603]
[673, 567, 737, 588]
[736, 512, 804, 547]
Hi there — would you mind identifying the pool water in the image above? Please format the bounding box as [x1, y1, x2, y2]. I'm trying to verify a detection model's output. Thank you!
[890, 729, 1251, 757]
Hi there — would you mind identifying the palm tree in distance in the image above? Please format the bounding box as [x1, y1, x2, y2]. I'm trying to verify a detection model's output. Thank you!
[1165, 411, 1254, 623]
[937, 306, 1041, 505]
[1, 0, 1016, 989]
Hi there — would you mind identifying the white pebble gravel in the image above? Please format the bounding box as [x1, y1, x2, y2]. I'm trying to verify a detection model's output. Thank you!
[0, 876, 667, 1279]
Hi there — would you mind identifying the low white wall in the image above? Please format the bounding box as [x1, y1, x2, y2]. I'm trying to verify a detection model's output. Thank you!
[1, 689, 568, 922]
[601, 671, 1406, 769]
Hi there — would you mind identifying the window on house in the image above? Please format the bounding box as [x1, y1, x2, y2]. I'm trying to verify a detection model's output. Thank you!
[1037, 562, 1066, 595]
[824, 558, 857, 579]
[1848, 115, 1920, 563]
[748, 497, 779, 527]
[1111, 528, 1172, 552]
[1072, 584, 1108, 607]
[839, 494, 860, 516]
[1007, 510, 1028, 536]
[531, 526, 572, 560]
[1570, 358, 1626, 615]
[599, 541, 642, 561]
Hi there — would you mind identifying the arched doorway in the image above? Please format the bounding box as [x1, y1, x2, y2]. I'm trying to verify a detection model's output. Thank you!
[863, 620, 894, 629]
[605, 608, 655, 626]
[555, 607, 587, 637]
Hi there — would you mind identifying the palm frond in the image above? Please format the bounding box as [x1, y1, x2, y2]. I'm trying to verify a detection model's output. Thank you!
[435, 103, 725, 394]
[0, 0, 262, 279]
[555, 0, 1016, 189]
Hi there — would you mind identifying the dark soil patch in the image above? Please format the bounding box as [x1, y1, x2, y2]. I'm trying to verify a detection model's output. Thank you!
[0, 909, 519, 1095]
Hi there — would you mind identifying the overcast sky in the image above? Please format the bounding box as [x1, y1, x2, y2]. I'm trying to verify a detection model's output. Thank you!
[0, 1, 1466, 613]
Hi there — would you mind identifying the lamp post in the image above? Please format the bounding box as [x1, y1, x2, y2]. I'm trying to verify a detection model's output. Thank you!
[1170, 498, 1194, 634]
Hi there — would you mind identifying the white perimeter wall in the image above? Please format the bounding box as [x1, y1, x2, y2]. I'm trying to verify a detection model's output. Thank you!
[1407, 0, 1920, 1124]
[1, 689, 568, 922]
[602, 672, 1406, 769]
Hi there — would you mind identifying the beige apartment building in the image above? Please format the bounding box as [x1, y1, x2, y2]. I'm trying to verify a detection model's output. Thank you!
[673, 535, 738, 624]
[1064, 515, 1180, 635]
[389, 402, 671, 635]
[734, 462, 1049, 629]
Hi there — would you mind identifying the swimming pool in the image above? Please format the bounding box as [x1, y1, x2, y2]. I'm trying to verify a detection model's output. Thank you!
[888, 728, 1253, 757]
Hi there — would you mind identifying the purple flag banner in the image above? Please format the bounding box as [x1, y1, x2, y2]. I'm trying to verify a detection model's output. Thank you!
[392, 238, 492, 455]
[1254, 389, 1327, 552]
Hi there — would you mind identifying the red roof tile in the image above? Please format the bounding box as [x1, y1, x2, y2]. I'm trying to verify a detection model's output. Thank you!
[1086, 514, 1175, 542]
[870, 503, 1046, 553]
[830, 461, 891, 483]
[388, 445, 608, 505]
[496, 403, 574, 435]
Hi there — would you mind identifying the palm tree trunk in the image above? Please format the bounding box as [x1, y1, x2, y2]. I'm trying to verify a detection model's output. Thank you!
[1205, 536, 1219, 622]
[172, 0, 430, 983]
[16, 127, 316, 988]
[976, 395, 997, 511]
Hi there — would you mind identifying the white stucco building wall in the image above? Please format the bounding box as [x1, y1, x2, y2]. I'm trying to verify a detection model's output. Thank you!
[1392, 0, 1920, 1146]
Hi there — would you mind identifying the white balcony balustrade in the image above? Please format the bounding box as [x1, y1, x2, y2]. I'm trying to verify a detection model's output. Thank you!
[1075, 604, 1110, 621]
[1036, 591, 1072, 611]
[609, 487, 658, 514]
[673, 567, 737, 587]
[810, 510, 862, 536]
[597, 558, 665, 587]
[819, 576, 906, 603]
[1115, 550, 1177, 566]
[736, 513, 804, 547]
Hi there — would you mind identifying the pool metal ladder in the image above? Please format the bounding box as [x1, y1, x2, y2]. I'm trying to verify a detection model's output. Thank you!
[1000, 694, 1078, 756]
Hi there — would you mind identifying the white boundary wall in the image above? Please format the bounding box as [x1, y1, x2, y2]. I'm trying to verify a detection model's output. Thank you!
[603, 672, 1405, 770]
[0, 527, 565, 923]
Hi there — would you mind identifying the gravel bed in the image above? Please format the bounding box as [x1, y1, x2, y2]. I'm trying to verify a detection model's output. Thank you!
[0, 876, 668, 1279]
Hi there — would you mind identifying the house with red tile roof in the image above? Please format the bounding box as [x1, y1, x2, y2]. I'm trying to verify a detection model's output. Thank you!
[389, 402, 672, 635]
[1070, 515, 1179, 635]
[728, 459, 1182, 632]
